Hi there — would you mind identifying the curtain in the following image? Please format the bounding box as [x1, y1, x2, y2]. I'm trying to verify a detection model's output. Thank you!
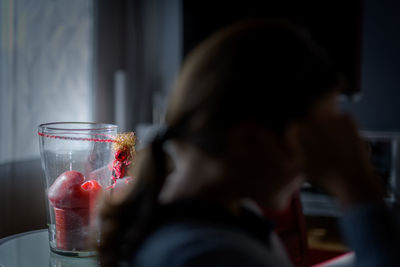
[0, 0, 94, 164]
[0, 0, 94, 237]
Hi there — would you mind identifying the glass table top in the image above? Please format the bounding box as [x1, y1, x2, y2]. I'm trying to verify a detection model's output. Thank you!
[0, 229, 355, 267]
[0, 230, 98, 267]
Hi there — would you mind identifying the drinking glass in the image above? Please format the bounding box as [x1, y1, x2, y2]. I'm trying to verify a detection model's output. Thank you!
[38, 122, 117, 256]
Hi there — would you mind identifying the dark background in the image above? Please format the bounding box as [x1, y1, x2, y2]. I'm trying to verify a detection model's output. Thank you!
[341, 0, 400, 131]
[183, 0, 363, 95]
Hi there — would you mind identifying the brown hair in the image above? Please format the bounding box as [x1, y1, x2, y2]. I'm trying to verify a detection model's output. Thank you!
[98, 19, 339, 266]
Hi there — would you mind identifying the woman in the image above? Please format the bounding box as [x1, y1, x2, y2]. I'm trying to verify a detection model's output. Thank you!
[99, 19, 399, 267]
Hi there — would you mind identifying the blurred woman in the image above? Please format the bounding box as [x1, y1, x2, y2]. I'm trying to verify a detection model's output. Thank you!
[99, 19, 399, 267]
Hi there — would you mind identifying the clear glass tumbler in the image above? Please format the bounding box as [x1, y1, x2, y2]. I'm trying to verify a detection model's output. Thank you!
[38, 122, 117, 257]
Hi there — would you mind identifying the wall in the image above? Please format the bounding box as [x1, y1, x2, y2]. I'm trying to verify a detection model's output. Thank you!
[0, 159, 46, 238]
[342, 0, 400, 131]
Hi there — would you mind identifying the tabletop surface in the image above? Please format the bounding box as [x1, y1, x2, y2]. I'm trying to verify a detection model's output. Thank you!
[0, 229, 355, 267]
[0, 230, 98, 267]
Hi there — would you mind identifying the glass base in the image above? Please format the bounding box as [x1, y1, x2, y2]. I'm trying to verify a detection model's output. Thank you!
[50, 246, 97, 257]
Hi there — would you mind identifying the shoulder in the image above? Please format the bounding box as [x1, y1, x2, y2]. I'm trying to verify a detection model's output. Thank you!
[340, 202, 400, 267]
[131, 222, 292, 267]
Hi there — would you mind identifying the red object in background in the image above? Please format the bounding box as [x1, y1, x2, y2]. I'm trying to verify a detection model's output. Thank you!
[308, 249, 348, 266]
[262, 192, 348, 266]
[48, 171, 102, 250]
[262, 192, 309, 267]
[311, 252, 354, 267]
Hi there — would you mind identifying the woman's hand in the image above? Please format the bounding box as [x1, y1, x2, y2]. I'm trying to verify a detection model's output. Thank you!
[298, 114, 385, 209]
